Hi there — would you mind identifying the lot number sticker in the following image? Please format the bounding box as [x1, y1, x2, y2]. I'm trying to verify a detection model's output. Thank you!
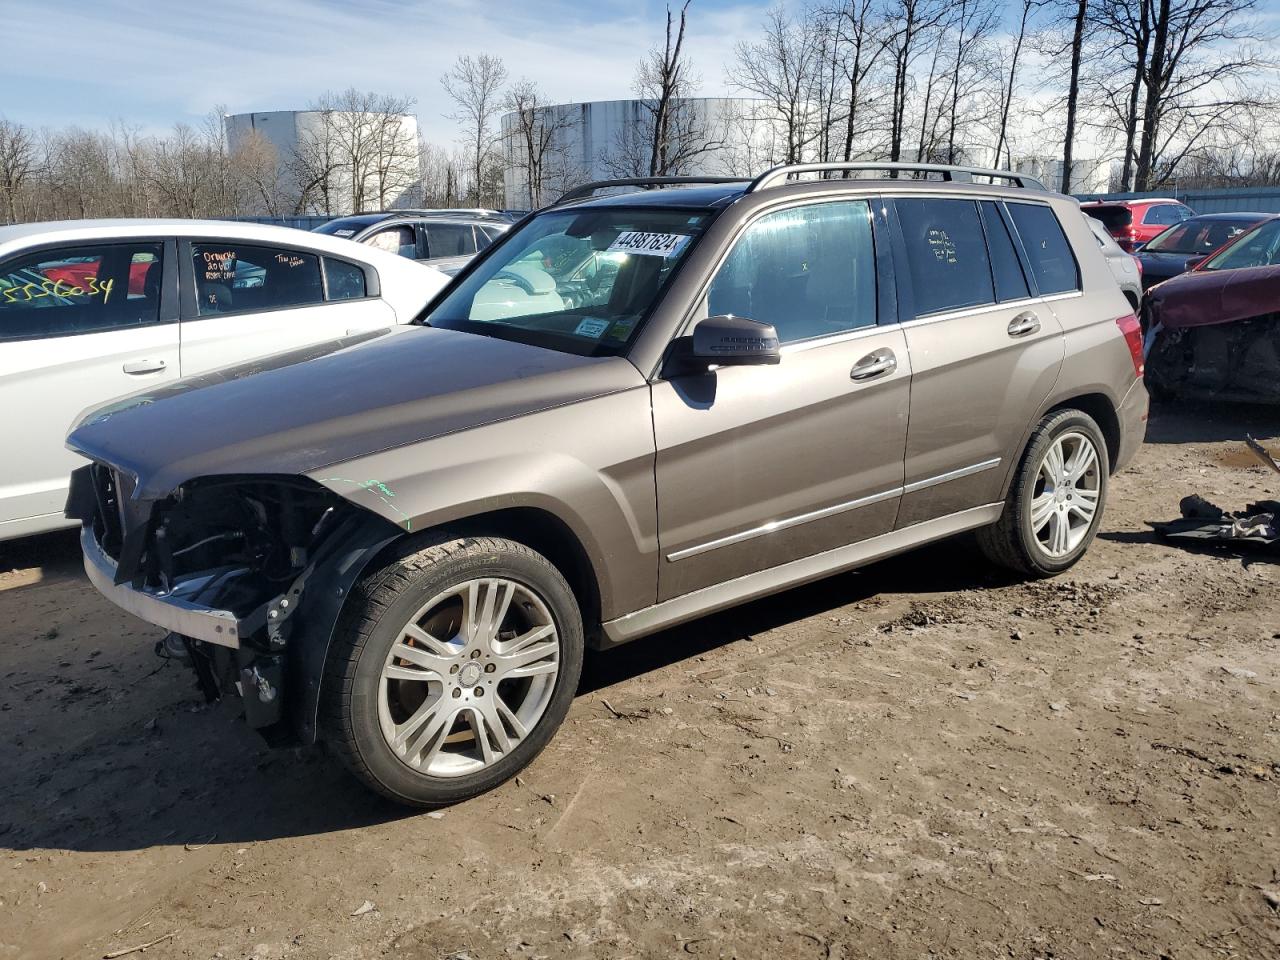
[607, 232, 690, 258]
[574, 317, 611, 338]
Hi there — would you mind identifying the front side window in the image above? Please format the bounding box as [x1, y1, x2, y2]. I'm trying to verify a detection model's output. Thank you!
[706, 200, 877, 344]
[1007, 203, 1080, 295]
[367, 226, 416, 259]
[0, 242, 164, 342]
[1202, 218, 1280, 271]
[425, 207, 710, 356]
[896, 198, 994, 316]
[192, 243, 323, 317]
[424, 224, 477, 258]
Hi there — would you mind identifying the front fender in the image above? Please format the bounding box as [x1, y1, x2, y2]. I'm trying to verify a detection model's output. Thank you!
[308, 388, 659, 621]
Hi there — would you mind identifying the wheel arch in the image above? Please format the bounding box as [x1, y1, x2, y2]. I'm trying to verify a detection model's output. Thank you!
[1045, 392, 1121, 475]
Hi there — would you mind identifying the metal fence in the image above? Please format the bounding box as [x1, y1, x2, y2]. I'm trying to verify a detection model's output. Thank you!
[1073, 187, 1280, 214]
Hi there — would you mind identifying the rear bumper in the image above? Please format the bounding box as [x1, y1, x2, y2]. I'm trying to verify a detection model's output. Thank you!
[1114, 378, 1149, 473]
[81, 524, 243, 648]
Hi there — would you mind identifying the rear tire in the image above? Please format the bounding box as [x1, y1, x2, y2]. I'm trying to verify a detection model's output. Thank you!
[978, 409, 1110, 578]
[320, 533, 584, 808]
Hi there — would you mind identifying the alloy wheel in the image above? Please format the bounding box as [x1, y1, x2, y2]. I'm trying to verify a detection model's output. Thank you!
[1029, 431, 1101, 559]
[376, 578, 560, 778]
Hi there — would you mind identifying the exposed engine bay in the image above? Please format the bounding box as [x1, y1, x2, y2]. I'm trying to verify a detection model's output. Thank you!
[68, 465, 401, 743]
[1146, 313, 1280, 403]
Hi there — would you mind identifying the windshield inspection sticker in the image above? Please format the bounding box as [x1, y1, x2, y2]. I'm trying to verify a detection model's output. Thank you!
[574, 317, 611, 338]
[607, 231, 691, 258]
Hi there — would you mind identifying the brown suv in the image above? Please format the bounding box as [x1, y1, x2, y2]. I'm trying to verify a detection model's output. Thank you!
[67, 163, 1148, 806]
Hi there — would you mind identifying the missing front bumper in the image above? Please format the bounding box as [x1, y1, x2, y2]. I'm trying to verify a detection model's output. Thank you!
[81, 525, 244, 649]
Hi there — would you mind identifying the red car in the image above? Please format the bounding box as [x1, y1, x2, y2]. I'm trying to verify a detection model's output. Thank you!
[1144, 214, 1280, 402]
[1081, 198, 1196, 253]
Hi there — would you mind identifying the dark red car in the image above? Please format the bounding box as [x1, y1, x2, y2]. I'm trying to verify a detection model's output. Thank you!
[1081, 198, 1195, 253]
[1144, 214, 1280, 402]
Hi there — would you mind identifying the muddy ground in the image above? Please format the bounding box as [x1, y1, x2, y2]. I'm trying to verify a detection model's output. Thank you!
[1, 402, 1278, 960]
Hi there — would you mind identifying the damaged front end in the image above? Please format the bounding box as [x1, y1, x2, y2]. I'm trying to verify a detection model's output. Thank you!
[67, 464, 402, 743]
[1146, 312, 1280, 403]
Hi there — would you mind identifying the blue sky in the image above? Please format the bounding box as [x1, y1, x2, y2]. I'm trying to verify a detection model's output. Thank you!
[0, 0, 765, 143]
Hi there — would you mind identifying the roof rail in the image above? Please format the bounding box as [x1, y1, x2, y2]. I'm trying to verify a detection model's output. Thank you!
[555, 176, 749, 205]
[748, 162, 1046, 192]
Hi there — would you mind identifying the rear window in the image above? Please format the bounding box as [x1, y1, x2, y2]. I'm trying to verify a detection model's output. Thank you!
[1007, 203, 1080, 295]
[1083, 205, 1132, 231]
[895, 197, 995, 316]
[192, 243, 323, 317]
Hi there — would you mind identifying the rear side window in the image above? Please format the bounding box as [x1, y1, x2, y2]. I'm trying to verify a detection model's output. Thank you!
[707, 200, 877, 344]
[324, 258, 367, 300]
[896, 198, 994, 316]
[192, 243, 323, 317]
[424, 224, 477, 258]
[980, 201, 1030, 302]
[1144, 205, 1179, 226]
[0, 242, 164, 342]
[1007, 203, 1080, 295]
[1084, 206, 1132, 231]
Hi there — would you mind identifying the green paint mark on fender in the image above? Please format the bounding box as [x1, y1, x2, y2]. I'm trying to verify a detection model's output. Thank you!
[319, 476, 413, 531]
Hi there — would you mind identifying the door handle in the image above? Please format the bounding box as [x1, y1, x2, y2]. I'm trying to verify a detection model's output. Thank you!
[122, 359, 167, 375]
[1007, 312, 1041, 337]
[850, 349, 897, 381]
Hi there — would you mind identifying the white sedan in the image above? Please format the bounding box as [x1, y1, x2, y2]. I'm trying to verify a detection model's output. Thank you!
[0, 219, 448, 541]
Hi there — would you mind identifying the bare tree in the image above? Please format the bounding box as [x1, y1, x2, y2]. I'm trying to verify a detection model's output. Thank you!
[882, 0, 949, 163]
[1059, 0, 1091, 191]
[441, 54, 509, 205]
[233, 130, 286, 216]
[504, 80, 580, 207]
[991, 0, 1040, 169]
[730, 5, 827, 163]
[0, 117, 38, 223]
[827, 0, 893, 163]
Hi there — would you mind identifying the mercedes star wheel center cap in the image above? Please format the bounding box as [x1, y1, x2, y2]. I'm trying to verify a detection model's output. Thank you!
[458, 662, 483, 688]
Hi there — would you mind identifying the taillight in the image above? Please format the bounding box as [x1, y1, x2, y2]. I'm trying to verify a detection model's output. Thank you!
[1116, 313, 1144, 377]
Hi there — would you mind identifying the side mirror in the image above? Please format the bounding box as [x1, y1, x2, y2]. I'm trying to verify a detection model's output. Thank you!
[694, 314, 780, 363]
[1185, 255, 1206, 270]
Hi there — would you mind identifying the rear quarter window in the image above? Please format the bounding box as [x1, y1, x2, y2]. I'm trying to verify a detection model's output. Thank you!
[1007, 203, 1080, 295]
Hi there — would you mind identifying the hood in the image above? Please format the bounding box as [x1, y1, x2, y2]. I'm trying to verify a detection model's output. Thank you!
[68, 325, 644, 500]
[1146, 265, 1280, 331]
[1137, 251, 1201, 279]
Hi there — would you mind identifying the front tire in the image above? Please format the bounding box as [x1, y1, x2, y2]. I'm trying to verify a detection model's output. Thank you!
[320, 534, 584, 807]
[978, 409, 1110, 578]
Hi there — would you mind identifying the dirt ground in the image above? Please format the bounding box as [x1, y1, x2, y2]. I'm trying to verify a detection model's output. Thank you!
[2, 401, 1277, 960]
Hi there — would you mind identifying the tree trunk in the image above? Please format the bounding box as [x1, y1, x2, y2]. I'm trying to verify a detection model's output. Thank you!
[1134, 0, 1169, 191]
[1061, 0, 1087, 193]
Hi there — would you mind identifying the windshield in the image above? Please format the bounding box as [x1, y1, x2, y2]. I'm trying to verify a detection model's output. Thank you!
[423, 207, 711, 355]
[1202, 219, 1280, 271]
[1144, 218, 1258, 255]
[1083, 206, 1132, 231]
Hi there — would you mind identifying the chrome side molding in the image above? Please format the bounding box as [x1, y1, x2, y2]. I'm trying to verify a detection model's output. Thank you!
[604, 502, 1004, 647]
[666, 458, 1001, 562]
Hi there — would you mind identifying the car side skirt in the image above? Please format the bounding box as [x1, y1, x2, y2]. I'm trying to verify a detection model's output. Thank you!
[599, 502, 1003, 647]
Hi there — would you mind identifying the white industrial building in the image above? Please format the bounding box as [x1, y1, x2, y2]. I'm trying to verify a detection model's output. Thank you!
[500, 98, 774, 208]
[225, 110, 421, 216]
